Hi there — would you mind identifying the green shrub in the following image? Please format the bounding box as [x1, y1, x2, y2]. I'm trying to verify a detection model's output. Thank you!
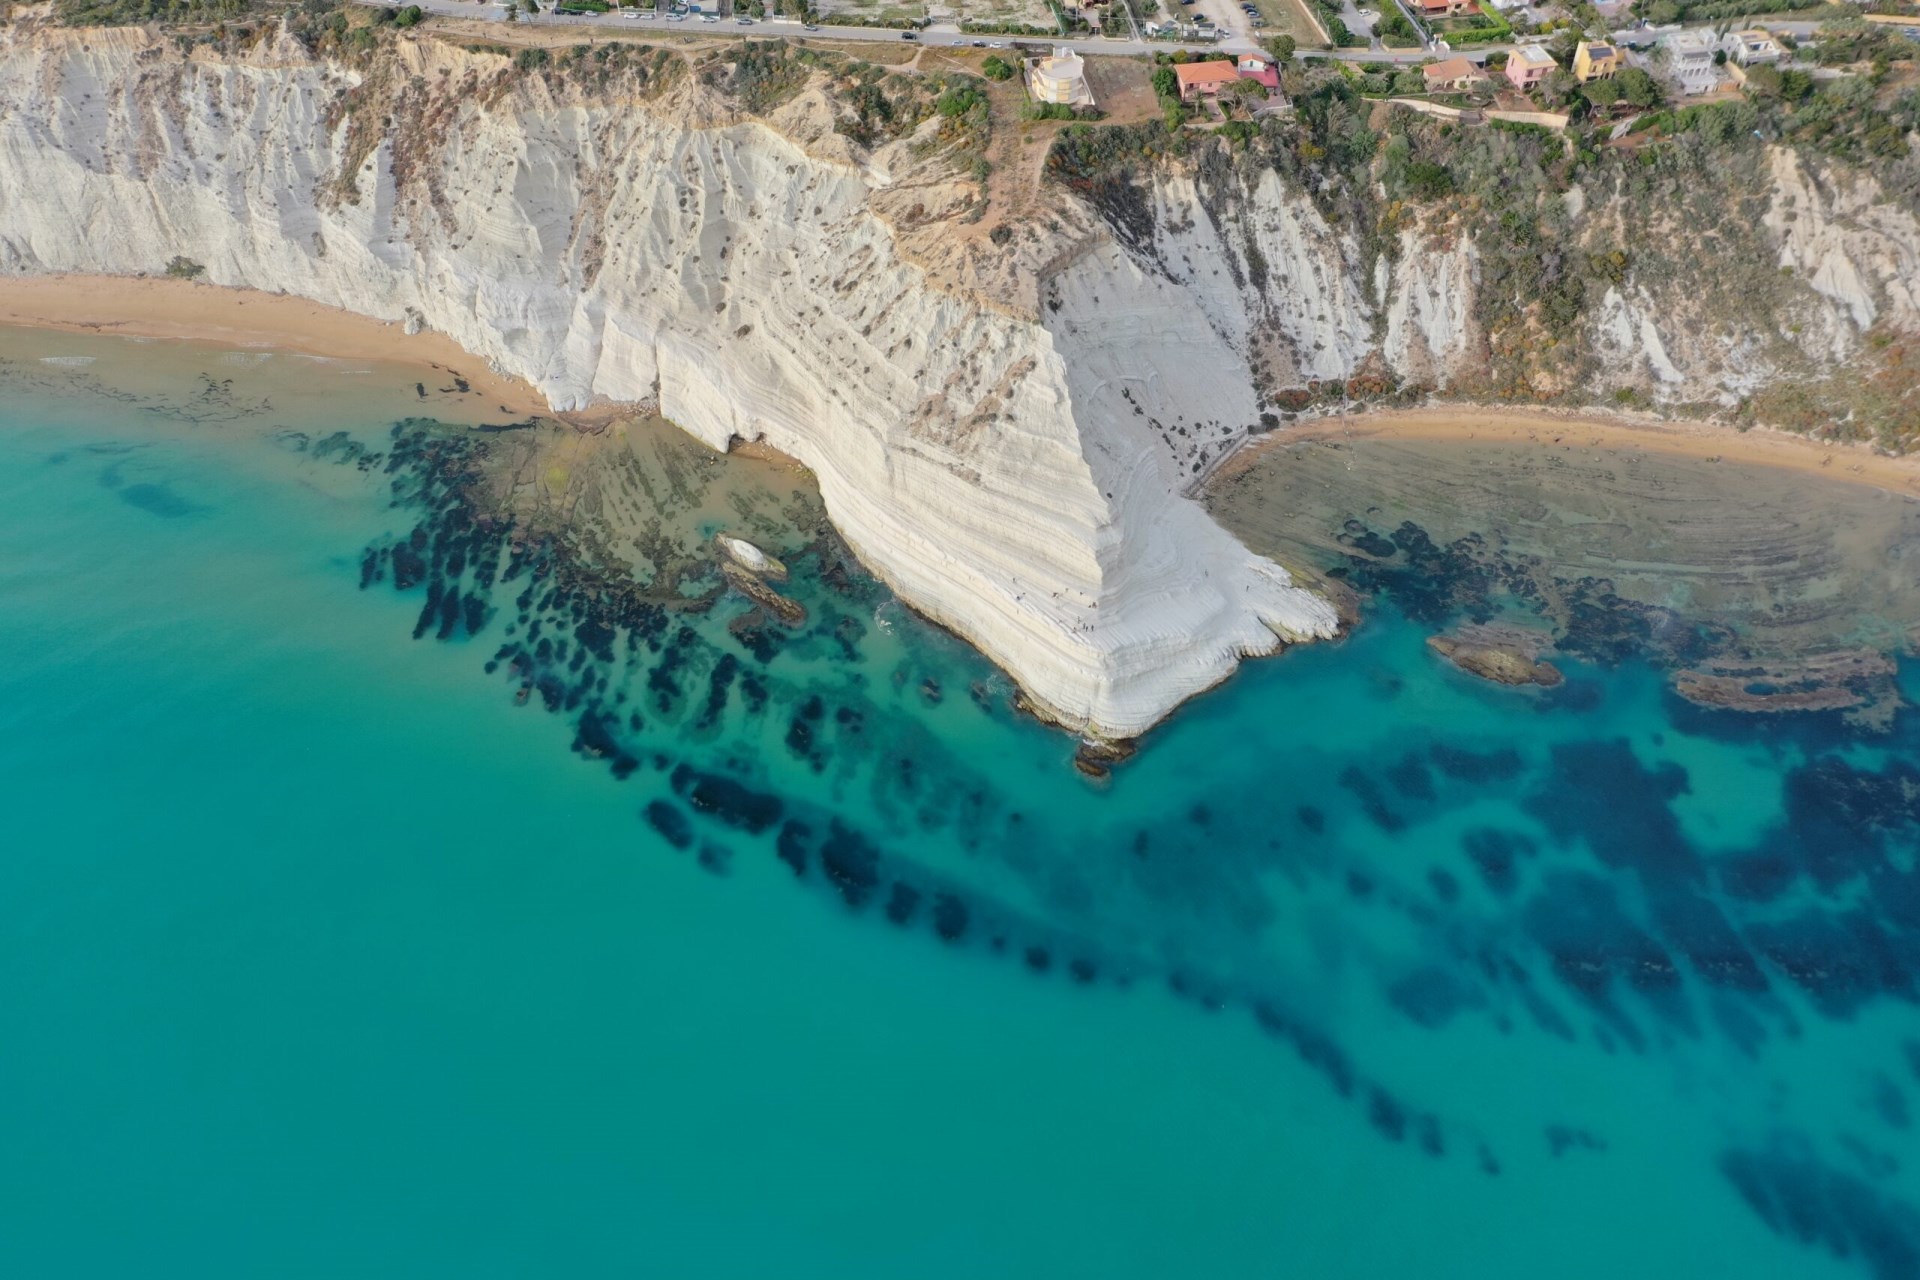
[982, 55, 1015, 81]
[1404, 160, 1453, 198]
[164, 256, 205, 280]
[935, 82, 986, 118]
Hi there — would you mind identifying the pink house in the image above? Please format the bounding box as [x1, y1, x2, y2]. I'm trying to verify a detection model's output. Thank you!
[1505, 44, 1556, 91]
[1236, 53, 1279, 91]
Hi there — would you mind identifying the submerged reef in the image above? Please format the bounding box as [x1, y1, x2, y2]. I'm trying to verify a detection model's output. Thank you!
[340, 417, 1920, 1280]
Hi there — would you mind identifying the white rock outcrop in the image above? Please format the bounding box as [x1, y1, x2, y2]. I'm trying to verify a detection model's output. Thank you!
[3, 24, 1915, 733]
[0, 24, 1337, 738]
[1763, 146, 1920, 335]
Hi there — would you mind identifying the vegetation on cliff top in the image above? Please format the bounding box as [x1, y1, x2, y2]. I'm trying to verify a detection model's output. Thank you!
[1047, 54, 1920, 449]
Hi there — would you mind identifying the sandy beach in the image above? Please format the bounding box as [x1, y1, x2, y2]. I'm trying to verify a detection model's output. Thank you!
[0, 273, 552, 419]
[9, 274, 1914, 502]
[1230, 404, 1920, 501]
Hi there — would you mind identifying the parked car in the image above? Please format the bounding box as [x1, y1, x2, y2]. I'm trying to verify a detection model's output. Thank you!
[901, 30, 917, 39]
[802, 22, 819, 29]
[736, 14, 753, 21]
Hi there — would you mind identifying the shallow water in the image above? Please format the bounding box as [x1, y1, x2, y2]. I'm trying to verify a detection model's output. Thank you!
[0, 330, 1915, 1278]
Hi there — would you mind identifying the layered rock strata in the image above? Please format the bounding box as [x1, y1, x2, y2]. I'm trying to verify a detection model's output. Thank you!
[0, 23, 1337, 737]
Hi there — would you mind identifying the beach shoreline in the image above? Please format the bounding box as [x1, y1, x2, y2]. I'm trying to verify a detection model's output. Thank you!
[1224, 404, 1920, 501]
[0, 273, 556, 421]
[8, 274, 1911, 502]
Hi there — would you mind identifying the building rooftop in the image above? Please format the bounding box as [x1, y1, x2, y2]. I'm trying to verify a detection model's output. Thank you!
[1664, 28, 1718, 53]
[1424, 57, 1485, 81]
[1174, 60, 1242, 89]
[1038, 46, 1085, 75]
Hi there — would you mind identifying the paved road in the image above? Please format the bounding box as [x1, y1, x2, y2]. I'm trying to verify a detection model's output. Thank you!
[361, 0, 1451, 59]
[369, 0, 1253, 54]
[361, 0, 1830, 66]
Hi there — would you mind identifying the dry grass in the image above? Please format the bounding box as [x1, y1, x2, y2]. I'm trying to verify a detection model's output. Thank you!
[796, 35, 922, 63]
[1251, 0, 1325, 46]
[1084, 55, 1155, 123]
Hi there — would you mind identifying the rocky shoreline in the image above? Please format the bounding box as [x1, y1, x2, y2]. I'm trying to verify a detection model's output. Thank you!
[0, 23, 1339, 740]
[1207, 434, 1920, 728]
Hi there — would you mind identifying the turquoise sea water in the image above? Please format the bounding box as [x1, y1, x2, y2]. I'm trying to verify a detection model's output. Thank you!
[0, 329, 1915, 1278]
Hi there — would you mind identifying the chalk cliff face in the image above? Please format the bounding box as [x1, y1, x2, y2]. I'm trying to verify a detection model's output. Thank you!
[2, 23, 1914, 735]
[0, 22, 1338, 739]
[1089, 136, 1920, 415]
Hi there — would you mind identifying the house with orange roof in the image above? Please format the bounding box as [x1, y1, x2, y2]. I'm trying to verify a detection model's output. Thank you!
[1422, 57, 1490, 93]
[1174, 59, 1243, 102]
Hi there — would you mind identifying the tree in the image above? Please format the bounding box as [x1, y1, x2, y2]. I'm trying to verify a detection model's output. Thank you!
[982, 55, 1015, 81]
[393, 4, 423, 25]
[1742, 63, 1784, 100]
[1615, 67, 1660, 110]
[1581, 77, 1620, 110]
[1264, 34, 1296, 63]
[1152, 65, 1178, 102]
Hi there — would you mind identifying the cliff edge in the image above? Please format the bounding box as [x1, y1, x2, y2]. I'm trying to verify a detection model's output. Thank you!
[0, 22, 1339, 738]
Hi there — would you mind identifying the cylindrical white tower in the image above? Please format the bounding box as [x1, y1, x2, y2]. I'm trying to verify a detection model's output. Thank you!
[1030, 47, 1087, 106]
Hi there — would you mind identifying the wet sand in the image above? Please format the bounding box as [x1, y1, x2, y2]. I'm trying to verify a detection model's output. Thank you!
[0, 274, 551, 420]
[1226, 405, 1920, 501]
[0, 312, 826, 606]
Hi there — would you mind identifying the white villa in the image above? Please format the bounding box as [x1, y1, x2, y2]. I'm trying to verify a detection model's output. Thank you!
[1726, 29, 1786, 66]
[1660, 27, 1723, 97]
[1029, 47, 1095, 107]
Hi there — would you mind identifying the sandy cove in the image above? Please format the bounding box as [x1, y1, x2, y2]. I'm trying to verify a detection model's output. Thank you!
[9, 275, 1912, 504]
[0, 274, 555, 421]
[1227, 405, 1920, 502]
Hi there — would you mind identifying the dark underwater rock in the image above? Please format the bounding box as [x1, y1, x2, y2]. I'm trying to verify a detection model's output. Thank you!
[1428, 628, 1563, 688]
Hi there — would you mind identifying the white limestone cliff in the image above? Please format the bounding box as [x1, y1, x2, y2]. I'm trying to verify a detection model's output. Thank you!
[0, 24, 1337, 738]
[2, 23, 1914, 733]
[1083, 143, 1920, 412]
[1762, 146, 1920, 337]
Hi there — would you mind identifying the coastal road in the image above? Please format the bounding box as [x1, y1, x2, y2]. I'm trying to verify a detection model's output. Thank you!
[356, 0, 1445, 58]
[365, 0, 1262, 55]
[359, 0, 1824, 65]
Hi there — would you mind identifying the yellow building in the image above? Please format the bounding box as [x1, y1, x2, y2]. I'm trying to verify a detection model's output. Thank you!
[1572, 39, 1623, 82]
